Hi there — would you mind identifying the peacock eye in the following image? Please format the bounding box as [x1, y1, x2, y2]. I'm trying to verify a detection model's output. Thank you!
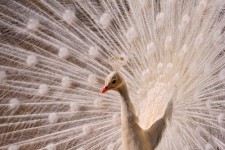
[112, 80, 117, 84]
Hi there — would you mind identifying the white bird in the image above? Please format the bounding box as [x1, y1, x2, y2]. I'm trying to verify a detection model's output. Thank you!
[101, 71, 173, 150]
[1, 0, 225, 150]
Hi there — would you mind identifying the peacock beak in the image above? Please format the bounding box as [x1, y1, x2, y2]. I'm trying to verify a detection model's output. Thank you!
[101, 86, 108, 93]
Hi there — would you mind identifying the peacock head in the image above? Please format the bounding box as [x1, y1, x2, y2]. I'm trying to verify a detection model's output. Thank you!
[101, 72, 124, 93]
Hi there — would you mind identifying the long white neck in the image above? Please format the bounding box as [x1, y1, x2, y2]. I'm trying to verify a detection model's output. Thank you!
[117, 83, 149, 150]
[118, 83, 138, 123]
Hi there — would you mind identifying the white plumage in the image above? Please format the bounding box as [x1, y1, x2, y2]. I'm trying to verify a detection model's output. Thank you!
[102, 71, 174, 149]
[0, 0, 225, 150]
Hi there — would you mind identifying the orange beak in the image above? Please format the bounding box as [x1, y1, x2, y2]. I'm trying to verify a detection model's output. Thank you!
[101, 86, 108, 94]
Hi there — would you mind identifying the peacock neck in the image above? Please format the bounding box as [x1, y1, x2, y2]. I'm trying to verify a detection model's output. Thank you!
[118, 83, 130, 102]
[118, 83, 144, 149]
[118, 83, 136, 119]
